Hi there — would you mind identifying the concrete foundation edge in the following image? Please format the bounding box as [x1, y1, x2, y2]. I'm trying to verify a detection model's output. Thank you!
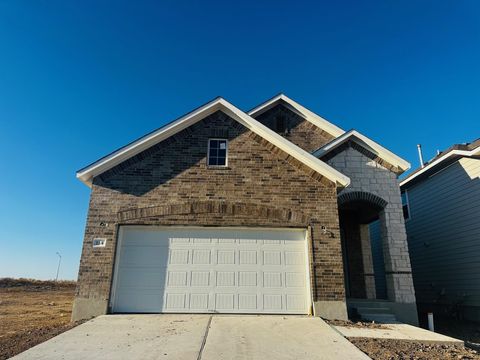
[72, 298, 349, 321]
[72, 297, 108, 322]
[313, 300, 348, 320]
[390, 302, 419, 326]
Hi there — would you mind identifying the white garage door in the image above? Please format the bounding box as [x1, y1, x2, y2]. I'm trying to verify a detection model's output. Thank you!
[111, 227, 311, 314]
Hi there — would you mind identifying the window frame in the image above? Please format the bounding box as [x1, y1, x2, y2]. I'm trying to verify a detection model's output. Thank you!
[207, 138, 228, 167]
[401, 190, 411, 221]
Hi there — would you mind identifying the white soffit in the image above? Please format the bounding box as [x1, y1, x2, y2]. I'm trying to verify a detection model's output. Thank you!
[248, 94, 345, 138]
[77, 97, 350, 188]
[313, 130, 411, 173]
[399, 146, 480, 187]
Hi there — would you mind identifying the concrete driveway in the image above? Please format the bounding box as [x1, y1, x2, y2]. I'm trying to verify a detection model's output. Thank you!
[12, 315, 370, 360]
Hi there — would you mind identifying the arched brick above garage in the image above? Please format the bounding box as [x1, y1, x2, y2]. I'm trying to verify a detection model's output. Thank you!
[117, 200, 310, 225]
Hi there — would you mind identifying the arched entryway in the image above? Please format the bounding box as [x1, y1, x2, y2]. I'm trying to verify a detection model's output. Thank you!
[338, 191, 388, 300]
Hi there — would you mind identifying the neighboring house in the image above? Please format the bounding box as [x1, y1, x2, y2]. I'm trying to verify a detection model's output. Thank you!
[73, 94, 418, 325]
[400, 139, 480, 322]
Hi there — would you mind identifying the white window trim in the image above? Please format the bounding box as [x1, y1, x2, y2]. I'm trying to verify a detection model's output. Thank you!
[401, 190, 411, 221]
[207, 138, 228, 167]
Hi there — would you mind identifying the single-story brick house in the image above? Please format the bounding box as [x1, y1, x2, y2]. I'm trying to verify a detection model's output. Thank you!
[73, 94, 418, 324]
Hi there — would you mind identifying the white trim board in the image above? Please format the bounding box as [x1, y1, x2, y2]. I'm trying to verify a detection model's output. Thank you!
[76, 97, 350, 188]
[248, 94, 345, 138]
[313, 129, 411, 173]
[400, 147, 480, 187]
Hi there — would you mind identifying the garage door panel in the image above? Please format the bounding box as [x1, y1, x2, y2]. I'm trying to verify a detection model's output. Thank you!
[190, 271, 211, 286]
[169, 249, 189, 264]
[239, 250, 257, 265]
[113, 227, 310, 314]
[238, 271, 257, 286]
[217, 250, 235, 264]
[285, 251, 305, 265]
[115, 291, 164, 313]
[238, 294, 257, 310]
[165, 293, 186, 310]
[192, 249, 211, 264]
[263, 272, 282, 287]
[167, 271, 188, 286]
[170, 237, 191, 244]
[263, 294, 283, 310]
[215, 293, 235, 310]
[263, 250, 281, 265]
[286, 295, 307, 311]
[117, 268, 167, 289]
[189, 293, 209, 310]
[285, 272, 306, 287]
[121, 247, 169, 267]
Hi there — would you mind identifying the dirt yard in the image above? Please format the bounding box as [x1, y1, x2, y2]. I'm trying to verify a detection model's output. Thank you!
[1, 280, 479, 360]
[326, 318, 480, 359]
[351, 338, 479, 359]
[0, 278, 77, 360]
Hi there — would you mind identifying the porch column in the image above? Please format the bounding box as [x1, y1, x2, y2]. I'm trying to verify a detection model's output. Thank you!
[379, 201, 417, 306]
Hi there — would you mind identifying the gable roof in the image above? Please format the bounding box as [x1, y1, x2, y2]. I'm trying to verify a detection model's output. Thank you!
[312, 129, 411, 174]
[77, 97, 351, 188]
[247, 94, 345, 138]
[400, 138, 480, 188]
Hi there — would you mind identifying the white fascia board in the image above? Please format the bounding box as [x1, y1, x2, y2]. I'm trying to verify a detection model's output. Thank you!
[248, 94, 345, 138]
[220, 99, 350, 187]
[77, 98, 350, 188]
[399, 147, 480, 187]
[76, 97, 224, 186]
[313, 130, 411, 172]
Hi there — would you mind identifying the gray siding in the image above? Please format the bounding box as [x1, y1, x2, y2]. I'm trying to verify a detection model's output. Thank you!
[406, 157, 480, 308]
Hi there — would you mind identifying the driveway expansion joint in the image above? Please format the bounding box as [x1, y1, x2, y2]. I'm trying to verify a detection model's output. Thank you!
[197, 315, 213, 360]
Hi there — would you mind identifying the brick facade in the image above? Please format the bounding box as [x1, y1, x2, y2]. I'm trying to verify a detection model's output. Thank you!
[253, 103, 334, 152]
[74, 110, 346, 320]
[74, 100, 418, 324]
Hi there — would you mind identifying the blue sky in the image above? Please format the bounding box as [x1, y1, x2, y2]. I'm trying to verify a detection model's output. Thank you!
[0, 1, 479, 280]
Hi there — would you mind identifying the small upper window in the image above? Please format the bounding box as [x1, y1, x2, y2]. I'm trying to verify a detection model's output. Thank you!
[401, 190, 410, 220]
[208, 139, 228, 166]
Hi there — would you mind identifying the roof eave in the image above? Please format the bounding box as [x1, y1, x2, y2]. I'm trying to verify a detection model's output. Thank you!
[77, 97, 351, 189]
[400, 148, 480, 188]
[313, 130, 411, 174]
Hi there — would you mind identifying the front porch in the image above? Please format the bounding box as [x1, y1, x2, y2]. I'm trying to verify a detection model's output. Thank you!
[338, 191, 418, 325]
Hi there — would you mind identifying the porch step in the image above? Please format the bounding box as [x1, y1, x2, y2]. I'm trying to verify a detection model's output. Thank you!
[356, 307, 391, 314]
[347, 299, 392, 309]
[347, 299, 398, 323]
[359, 313, 398, 323]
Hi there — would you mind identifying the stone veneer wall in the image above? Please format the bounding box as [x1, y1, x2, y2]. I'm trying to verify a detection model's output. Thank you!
[325, 146, 418, 324]
[73, 110, 347, 321]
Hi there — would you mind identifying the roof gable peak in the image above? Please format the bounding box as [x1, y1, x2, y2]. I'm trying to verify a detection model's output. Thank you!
[248, 94, 345, 138]
[76, 97, 350, 188]
[313, 129, 411, 175]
